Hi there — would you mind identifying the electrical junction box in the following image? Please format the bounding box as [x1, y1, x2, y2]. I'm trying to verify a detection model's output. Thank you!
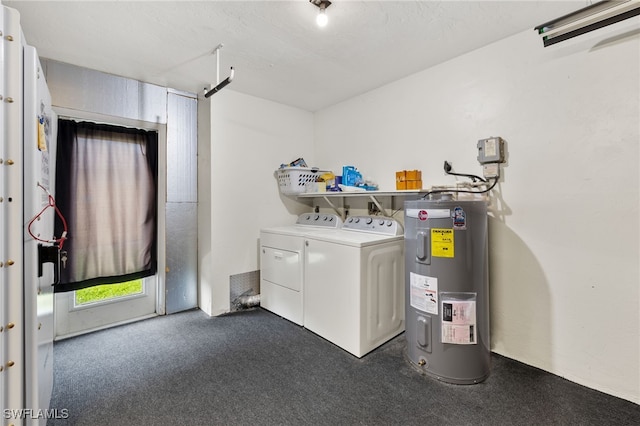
[482, 163, 500, 179]
[477, 137, 505, 164]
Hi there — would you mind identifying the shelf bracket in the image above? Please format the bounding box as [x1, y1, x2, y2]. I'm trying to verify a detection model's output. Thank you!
[368, 195, 389, 217]
[321, 195, 343, 218]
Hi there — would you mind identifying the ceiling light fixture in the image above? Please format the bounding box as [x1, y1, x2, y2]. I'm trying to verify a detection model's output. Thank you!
[535, 0, 640, 47]
[310, 0, 332, 28]
[203, 44, 235, 98]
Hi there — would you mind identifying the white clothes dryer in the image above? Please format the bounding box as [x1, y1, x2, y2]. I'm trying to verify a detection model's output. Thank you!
[260, 213, 342, 325]
[303, 216, 405, 358]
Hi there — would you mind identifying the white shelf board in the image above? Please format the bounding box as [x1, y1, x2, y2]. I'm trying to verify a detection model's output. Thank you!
[297, 190, 424, 198]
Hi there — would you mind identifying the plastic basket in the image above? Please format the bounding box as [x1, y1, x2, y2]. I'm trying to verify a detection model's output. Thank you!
[276, 167, 329, 195]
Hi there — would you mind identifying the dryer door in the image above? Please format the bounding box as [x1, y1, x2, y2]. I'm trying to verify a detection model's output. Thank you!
[260, 232, 305, 325]
[261, 246, 301, 292]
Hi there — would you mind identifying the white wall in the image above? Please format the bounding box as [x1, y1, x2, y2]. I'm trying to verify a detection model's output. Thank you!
[198, 90, 314, 316]
[313, 24, 639, 403]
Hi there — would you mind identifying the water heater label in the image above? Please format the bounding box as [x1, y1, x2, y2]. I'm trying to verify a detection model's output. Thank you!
[406, 208, 450, 220]
[431, 228, 454, 258]
[441, 299, 477, 345]
[452, 206, 466, 230]
[409, 272, 438, 315]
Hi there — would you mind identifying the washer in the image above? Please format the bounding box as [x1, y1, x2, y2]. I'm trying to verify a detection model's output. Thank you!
[260, 213, 342, 325]
[303, 216, 405, 357]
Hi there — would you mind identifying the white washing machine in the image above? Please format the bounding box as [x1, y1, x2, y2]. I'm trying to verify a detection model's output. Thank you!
[303, 216, 405, 358]
[260, 213, 342, 325]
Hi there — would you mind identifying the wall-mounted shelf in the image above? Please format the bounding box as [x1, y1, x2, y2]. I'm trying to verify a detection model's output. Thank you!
[297, 190, 425, 218]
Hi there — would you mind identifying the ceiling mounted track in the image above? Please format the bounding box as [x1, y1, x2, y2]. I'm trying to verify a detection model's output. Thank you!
[535, 0, 640, 47]
[203, 44, 234, 98]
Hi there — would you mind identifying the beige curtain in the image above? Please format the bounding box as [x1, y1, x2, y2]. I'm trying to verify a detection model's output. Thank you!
[54, 120, 158, 292]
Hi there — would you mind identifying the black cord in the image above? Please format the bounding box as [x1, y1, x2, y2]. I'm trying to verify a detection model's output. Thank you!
[443, 161, 486, 183]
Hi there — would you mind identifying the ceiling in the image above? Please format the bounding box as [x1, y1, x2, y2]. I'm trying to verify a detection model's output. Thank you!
[5, 0, 584, 112]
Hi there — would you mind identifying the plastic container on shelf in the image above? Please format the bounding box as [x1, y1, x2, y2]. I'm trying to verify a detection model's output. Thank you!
[276, 167, 330, 195]
[342, 166, 363, 187]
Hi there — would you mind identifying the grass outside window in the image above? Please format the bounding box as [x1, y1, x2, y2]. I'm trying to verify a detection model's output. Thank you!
[75, 279, 144, 306]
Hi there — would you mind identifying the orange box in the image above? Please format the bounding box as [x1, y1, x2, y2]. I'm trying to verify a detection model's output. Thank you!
[397, 170, 421, 180]
[406, 170, 421, 181]
[406, 180, 422, 190]
[396, 170, 422, 190]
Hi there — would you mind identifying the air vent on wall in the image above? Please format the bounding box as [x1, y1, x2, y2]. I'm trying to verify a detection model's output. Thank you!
[535, 0, 640, 47]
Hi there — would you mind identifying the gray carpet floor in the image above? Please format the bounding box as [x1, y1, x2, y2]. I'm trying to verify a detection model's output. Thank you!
[48, 308, 640, 426]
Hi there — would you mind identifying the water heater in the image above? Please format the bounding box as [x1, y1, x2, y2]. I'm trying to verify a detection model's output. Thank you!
[404, 198, 489, 384]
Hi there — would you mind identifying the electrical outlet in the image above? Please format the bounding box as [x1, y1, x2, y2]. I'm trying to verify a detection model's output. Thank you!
[368, 202, 380, 215]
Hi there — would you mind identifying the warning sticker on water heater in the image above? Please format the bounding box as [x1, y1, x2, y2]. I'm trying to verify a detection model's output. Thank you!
[431, 228, 454, 258]
[410, 272, 438, 315]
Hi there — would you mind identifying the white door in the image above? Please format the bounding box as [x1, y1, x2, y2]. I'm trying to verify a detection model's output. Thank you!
[54, 276, 158, 338]
[51, 110, 167, 339]
[23, 43, 57, 424]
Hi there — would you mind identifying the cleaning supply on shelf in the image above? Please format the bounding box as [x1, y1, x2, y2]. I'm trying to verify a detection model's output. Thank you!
[317, 172, 335, 192]
[342, 166, 364, 187]
[328, 176, 342, 191]
[279, 157, 308, 168]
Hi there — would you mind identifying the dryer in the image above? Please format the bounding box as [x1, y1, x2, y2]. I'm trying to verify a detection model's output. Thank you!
[303, 216, 405, 357]
[260, 213, 342, 325]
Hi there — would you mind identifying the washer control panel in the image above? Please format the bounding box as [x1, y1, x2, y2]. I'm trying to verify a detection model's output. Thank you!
[343, 216, 403, 235]
[296, 213, 343, 228]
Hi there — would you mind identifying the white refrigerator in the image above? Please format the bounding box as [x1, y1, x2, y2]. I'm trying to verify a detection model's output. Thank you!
[1, 5, 57, 425]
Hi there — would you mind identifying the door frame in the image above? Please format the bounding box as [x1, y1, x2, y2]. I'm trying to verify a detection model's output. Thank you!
[52, 107, 166, 338]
